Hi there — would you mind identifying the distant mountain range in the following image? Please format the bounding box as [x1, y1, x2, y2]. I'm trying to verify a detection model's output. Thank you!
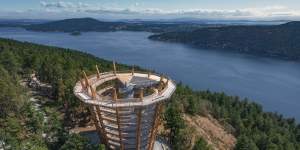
[2, 17, 286, 33]
[22, 18, 209, 33]
[149, 21, 300, 60]
[0, 19, 50, 27]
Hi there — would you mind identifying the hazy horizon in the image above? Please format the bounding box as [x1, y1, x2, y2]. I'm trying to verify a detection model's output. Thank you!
[2, 0, 300, 20]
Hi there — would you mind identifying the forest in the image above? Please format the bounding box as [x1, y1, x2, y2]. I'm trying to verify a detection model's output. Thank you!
[149, 21, 300, 60]
[0, 38, 299, 150]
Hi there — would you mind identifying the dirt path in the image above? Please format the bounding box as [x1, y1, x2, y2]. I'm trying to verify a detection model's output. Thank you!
[20, 77, 53, 138]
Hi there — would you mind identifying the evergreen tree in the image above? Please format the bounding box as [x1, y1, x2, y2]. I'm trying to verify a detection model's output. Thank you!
[193, 137, 211, 150]
[235, 135, 259, 150]
[164, 102, 185, 148]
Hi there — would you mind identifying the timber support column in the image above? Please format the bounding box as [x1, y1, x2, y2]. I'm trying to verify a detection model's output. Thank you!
[87, 85, 105, 146]
[112, 88, 124, 150]
[136, 89, 144, 150]
[89, 85, 109, 145]
[136, 108, 142, 150]
[88, 105, 103, 145]
[148, 103, 163, 150]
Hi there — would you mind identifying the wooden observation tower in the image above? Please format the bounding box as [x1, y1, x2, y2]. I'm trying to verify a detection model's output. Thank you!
[73, 62, 176, 150]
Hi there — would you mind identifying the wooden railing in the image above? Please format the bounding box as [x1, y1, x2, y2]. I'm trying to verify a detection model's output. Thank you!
[77, 70, 174, 105]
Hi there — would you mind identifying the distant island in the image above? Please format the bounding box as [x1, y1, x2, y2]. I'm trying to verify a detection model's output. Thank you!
[149, 21, 300, 60]
[70, 31, 81, 36]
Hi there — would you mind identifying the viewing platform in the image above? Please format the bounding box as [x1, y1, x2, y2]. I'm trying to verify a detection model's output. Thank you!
[74, 71, 176, 107]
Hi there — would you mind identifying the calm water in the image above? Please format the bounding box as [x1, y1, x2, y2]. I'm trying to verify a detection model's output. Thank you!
[1, 27, 300, 120]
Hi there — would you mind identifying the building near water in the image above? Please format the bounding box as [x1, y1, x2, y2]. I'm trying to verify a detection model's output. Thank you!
[73, 62, 176, 150]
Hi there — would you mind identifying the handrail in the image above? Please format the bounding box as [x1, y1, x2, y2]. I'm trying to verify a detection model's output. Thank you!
[75, 71, 176, 107]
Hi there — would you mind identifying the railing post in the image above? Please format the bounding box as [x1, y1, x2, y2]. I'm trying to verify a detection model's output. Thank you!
[89, 85, 96, 99]
[132, 66, 135, 76]
[113, 61, 117, 75]
[82, 70, 90, 88]
[160, 74, 163, 82]
[80, 78, 86, 90]
[96, 64, 101, 79]
[139, 88, 144, 101]
[112, 87, 117, 100]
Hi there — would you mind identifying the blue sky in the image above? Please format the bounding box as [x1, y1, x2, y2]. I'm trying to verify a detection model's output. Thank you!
[1, 0, 300, 20]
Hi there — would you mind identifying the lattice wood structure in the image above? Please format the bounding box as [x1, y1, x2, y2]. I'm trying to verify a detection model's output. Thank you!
[74, 63, 176, 150]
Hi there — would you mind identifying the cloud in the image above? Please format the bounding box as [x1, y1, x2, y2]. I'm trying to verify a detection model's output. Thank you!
[81, 6, 300, 19]
[164, 9, 253, 18]
[9, 2, 297, 20]
[40, 1, 89, 9]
